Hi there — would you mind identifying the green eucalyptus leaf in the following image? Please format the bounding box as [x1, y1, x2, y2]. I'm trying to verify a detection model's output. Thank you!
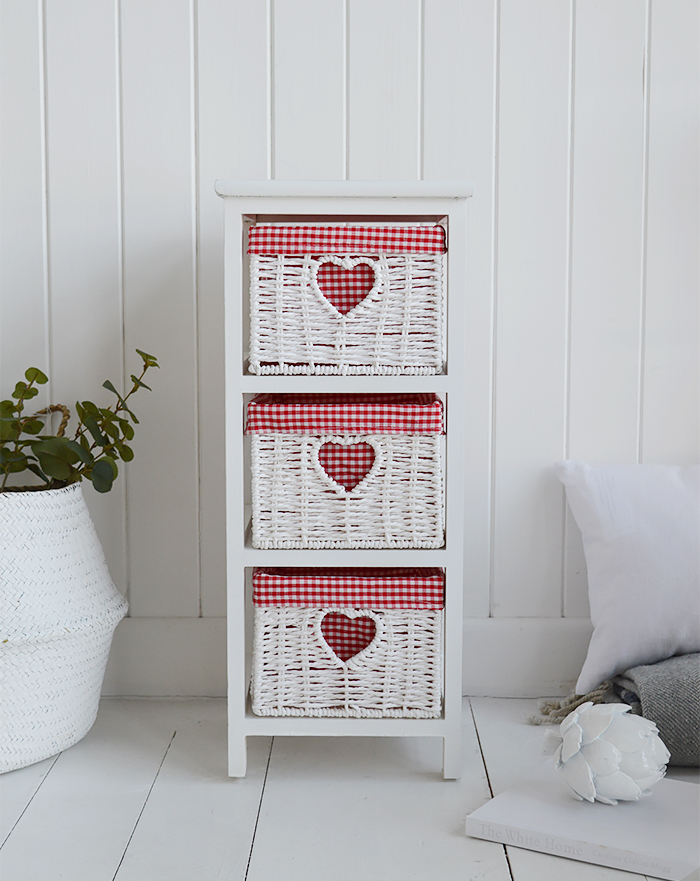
[26, 462, 50, 484]
[65, 439, 93, 465]
[115, 441, 134, 462]
[35, 451, 74, 481]
[12, 382, 27, 399]
[90, 458, 115, 493]
[24, 367, 48, 384]
[5, 456, 29, 473]
[102, 380, 123, 402]
[130, 375, 152, 391]
[31, 437, 79, 464]
[136, 349, 158, 367]
[84, 415, 107, 446]
[0, 420, 20, 442]
[21, 419, 44, 435]
[80, 401, 99, 417]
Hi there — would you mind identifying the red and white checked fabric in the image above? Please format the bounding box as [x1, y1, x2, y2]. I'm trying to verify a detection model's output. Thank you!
[318, 441, 375, 491]
[245, 393, 444, 435]
[247, 225, 447, 255]
[252, 567, 445, 609]
[316, 261, 375, 314]
[320, 613, 376, 662]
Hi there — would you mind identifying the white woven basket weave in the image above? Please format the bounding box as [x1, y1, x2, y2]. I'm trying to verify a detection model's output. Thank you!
[0, 483, 127, 772]
[249, 253, 444, 375]
[250, 433, 444, 548]
[251, 607, 443, 718]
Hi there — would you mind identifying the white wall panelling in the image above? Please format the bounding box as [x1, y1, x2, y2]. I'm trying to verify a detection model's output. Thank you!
[1, 0, 697, 695]
[492, 0, 572, 619]
[120, 0, 200, 617]
[0, 0, 49, 395]
[641, 0, 700, 464]
[347, 0, 422, 180]
[44, 0, 127, 591]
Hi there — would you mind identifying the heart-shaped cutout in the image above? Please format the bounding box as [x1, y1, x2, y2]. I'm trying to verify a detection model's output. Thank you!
[315, 258, 378, 315]
[318, 442, 375, 491]
[320, 612, 377, 662]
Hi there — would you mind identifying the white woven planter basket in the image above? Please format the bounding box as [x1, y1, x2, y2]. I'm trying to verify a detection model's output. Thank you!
[250, 434, 444, 548]
[250, 568, 445, 718]
[0, 483, 127, 773]
[247, 224, 446, 375]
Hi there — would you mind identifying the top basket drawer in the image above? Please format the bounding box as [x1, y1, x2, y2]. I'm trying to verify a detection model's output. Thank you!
[247, 224, 447, 375]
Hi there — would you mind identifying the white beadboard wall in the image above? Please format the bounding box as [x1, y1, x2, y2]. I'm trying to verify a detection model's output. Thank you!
[1, 0, 697, 697]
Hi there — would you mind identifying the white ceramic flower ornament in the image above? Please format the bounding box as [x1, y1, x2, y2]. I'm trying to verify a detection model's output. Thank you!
[554, 702, 670, 805]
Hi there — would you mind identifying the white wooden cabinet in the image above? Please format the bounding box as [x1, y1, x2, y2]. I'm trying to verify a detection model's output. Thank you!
[216, 181, 473, 779]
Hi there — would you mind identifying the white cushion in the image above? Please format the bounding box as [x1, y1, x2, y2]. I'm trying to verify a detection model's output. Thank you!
[556, 461, 700, 694]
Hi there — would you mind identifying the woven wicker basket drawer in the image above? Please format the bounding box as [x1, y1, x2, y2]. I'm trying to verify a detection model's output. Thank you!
[251, 567, 444, 718]
[247, 224, 446, 375]
[246, 393, 445, 549]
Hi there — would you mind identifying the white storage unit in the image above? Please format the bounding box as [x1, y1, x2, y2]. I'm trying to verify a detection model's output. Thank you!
[217, 180, 473, 779]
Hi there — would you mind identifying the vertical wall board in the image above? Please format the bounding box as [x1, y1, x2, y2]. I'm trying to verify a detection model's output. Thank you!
[563, 0, 647, 616]
[423, 0, 496, 617]
[272, 0, 345, 180]
[0, 0, 49, 404]
[347, 0, 421, 180]
[491, 0, 571, 618]
[120, 0, 200, 617]
[42, 0, 126, 590]
[567, 0, 646, 461]
[197, 0, 269, 617]
[641, 0, 699, 464]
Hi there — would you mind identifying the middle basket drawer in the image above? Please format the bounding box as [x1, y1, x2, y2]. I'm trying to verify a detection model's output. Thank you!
[245, 393, 445, 549]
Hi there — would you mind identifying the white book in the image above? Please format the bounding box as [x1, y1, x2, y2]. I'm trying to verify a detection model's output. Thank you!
[465, 760, 699, 881]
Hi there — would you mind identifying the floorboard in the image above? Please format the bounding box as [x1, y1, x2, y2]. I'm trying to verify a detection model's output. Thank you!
[1, 700, 188, 881]
[246, 700, 511, 881]
[112, 701, 270, 881]
[0, 697, 696, 881]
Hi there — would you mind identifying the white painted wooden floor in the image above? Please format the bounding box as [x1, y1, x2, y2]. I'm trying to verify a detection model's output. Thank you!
[1, 698, 697, 881]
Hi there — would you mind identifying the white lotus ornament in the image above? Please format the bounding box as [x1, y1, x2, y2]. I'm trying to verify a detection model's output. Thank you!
[554, 702, 670, 805]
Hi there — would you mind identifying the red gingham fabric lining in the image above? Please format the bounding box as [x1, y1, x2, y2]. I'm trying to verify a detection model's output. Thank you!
[248, 225, 447, 255]
[252, 567, 445, 609]
[316, 261, 376, 314]
[320, 613, 376, 661]
[318, 441, 375, 490]
[245, 393, 444, 435]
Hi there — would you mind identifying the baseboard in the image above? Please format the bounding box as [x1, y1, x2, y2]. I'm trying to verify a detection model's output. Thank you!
[462, 617, 593, 697]
[102, 617, 227, 696]
[103, 615, 593, 698]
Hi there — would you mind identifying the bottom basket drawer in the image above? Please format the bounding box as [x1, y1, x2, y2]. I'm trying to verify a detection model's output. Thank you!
[250, 567, 444, 718]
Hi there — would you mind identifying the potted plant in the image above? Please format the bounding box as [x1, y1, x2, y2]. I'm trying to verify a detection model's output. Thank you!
[0, 350, 158, 772]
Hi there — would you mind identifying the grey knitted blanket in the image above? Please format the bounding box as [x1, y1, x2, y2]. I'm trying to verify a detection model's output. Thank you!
[612, 652, 699, 767]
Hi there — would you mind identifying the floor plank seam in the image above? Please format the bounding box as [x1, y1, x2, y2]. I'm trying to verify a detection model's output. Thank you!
[0, 753, 61, 850]
[244, 737, 275, 881]
[110, 729, 177, 881]
[468, 699, 516, 881]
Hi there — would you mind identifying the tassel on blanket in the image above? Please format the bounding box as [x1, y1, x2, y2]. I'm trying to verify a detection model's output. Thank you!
[527, 681, 614, 725]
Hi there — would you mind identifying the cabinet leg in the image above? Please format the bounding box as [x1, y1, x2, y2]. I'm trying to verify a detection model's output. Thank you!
[228, 735, 248, 778]
[442, 735, 461, 780]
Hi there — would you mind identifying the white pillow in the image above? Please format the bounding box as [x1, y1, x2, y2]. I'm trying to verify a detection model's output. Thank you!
[556, 460, 700, 694]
